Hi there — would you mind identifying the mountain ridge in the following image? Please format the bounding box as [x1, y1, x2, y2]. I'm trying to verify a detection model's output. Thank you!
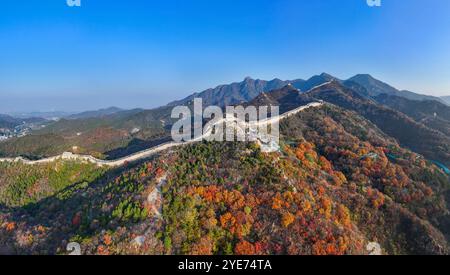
[169, 73, 445, 108]
[67, 107, 125, 120]
[348, 74, 445, 103]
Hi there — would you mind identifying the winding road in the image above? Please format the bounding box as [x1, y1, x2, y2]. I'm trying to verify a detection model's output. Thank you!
[0, 102, 323, 167]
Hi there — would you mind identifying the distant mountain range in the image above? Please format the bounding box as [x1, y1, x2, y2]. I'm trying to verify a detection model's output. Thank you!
[2, 73, 447, 124]
[66, 107, 125, 120]
[7, 111, 74, 120]
[1, 107, 132, 131]
[6, 107, 127, 121]
[167, 73, 334, 107]
[168, 77, 291, 107]
[169, 73, 447, 107]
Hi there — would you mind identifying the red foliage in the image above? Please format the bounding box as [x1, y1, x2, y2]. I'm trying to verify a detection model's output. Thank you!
[155, 167, 165, 178]
[72, 212, 82, 227]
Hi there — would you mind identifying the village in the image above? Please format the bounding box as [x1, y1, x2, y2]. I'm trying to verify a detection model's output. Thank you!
[0, 122, 45, 142]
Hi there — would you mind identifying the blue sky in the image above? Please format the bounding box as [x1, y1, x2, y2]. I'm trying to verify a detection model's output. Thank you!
[1, 0, 450, 112]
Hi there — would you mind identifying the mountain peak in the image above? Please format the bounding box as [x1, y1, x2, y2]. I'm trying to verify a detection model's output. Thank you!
[352, 73, 374, 79]
[283, 83, 300, 91]
[270, 78, 284, 82]
[320, 72, 335, 78]
[307, 73, 337, 82]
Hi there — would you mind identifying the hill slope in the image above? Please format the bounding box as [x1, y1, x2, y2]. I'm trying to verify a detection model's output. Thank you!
[348, 74, 444, 103]
[0, 107, 173, 160]
[1, 104, 448, 255]
[249, 82, 450, 167]
[374, 94, 450, 136]
[0, 115, 46, 130]
[442, 96, 450, 105]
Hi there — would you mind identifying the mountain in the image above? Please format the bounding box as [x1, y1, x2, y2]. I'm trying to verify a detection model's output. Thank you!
[168, 77, 291, 107]
[292, 72, 338, 91]
[167, 73, 340, 108]
[250, 81, 450, 167]
[169, 73, 444, 110]
[348, 74, 444, 103]
[67, 107, 125, 120]
[304, 82, 450, 167]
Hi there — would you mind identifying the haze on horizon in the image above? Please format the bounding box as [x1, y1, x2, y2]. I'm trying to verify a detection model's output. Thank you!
[1, 0, 450, 113]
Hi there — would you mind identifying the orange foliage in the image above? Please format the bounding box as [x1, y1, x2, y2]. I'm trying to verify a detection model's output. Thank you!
[319, 197, 333, 219]
[367, 188, 385, 209]
[235, 240, 256, 255]
[301, 200, 312, 213]
[272, 193, 289, 210]
[37, 225, 46, 233]
[281, 212, 295, 228]
[312, 237, 349, 255]
[97, 245, 110, 255]
[103, 234, 112, 246]
[317, 186, 325, 196]
[336, 205, 352, 228]
[319, 156, 333, 172]
[272, 195, 283, 210]
[335, 172, 347, 184]
[295, 142, 319, 168]
[220, 212, 236, 230]
[5, 222, 16, 232]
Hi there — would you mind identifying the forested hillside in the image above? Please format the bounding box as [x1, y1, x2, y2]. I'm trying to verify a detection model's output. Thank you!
[248, 82, 450, 167]
[1, 105, 448, 255]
